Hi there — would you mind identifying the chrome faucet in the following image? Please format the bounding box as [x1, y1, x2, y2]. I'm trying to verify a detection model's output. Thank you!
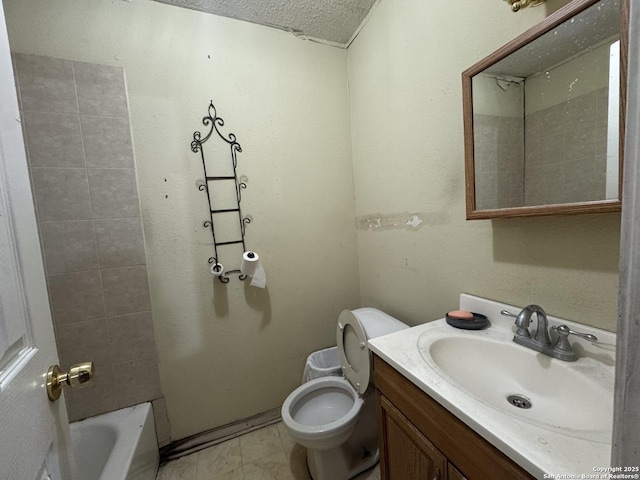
[514, 305, 551, 347]
[501, 306, 597, 362]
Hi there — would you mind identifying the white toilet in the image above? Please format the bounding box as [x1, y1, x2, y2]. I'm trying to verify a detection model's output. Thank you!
[281, 308, 408, 480]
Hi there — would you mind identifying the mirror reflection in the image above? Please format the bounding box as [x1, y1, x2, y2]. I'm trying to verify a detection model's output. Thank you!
[471, 0, 621, 211]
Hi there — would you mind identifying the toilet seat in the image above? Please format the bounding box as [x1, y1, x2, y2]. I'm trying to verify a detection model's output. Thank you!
[337, 310, 371, 395]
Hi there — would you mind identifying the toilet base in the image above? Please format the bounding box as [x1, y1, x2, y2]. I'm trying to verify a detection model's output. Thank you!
[303, 389, 380, 480]
[307, 443, 379, 480]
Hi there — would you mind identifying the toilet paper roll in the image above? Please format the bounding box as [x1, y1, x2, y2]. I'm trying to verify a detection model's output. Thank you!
[210, 263, 224, 276]
[240, 251, 259, 277]
[250, 263, 267, 289]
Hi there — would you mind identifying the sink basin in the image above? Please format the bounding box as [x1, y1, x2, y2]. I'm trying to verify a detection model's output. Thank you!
[418, 329, 613, 443]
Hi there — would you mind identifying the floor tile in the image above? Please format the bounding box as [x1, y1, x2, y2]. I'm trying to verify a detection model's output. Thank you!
[239, 424, 283, 464]
[354, 465, 381, 480]
[276, 421, 296, 452]
[198, 466, 243, 480]
[243, 451, 294, 480]
[283, 443, 311, 480]
[196, 438, 242, 479]
[157, 454, 197, 480]
[277, 422, 310, 480]
[157, 421, 380, 480]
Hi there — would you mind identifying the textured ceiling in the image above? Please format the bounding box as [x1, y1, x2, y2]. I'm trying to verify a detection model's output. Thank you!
[151, 0, 378, 47]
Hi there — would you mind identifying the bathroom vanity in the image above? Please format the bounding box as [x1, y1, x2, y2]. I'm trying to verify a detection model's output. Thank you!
[374, 355, 533, 479]
[369, 295, 616, 479]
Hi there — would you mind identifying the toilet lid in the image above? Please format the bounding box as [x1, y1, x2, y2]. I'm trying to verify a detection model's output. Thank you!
[336, 310, 371, 395]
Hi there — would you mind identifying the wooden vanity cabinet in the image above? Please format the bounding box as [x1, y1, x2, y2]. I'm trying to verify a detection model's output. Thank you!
[378, 394, 447, 479]
[448, 464, 468, 480]
[373, 355, 535, 480]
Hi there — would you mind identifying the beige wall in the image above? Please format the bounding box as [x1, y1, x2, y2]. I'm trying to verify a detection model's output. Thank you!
[348, 0, 620, 330]
[4, 0, 360, 440]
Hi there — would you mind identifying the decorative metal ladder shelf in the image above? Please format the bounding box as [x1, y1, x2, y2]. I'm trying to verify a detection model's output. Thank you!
[191, 101, 250, 283]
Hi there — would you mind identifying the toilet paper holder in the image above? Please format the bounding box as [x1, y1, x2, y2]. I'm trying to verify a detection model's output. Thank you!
[191, 100, 252, 283]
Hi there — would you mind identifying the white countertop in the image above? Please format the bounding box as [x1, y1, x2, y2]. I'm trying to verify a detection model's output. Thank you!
[368, 294, 616, 479]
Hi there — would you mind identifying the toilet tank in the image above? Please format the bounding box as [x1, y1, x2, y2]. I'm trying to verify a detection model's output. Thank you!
[352, 307, 409, 339]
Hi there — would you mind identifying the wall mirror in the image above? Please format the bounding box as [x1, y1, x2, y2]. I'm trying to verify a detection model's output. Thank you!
[463, 0, 628, 219]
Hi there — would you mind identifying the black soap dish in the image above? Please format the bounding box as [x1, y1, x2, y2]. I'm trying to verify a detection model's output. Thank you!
[445, 312, 490, 330]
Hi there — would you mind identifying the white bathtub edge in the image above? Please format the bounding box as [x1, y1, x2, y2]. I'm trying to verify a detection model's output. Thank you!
[70, 403, 159, 480]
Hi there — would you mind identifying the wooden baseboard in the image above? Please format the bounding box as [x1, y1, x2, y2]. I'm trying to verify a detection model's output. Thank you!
[159, 407, 282, 462]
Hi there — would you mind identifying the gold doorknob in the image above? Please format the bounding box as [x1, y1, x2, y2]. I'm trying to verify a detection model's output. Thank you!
[46, 362, 95, 401]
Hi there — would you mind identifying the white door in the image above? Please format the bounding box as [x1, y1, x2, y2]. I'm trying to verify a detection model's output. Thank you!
[0, 2, 73, 479]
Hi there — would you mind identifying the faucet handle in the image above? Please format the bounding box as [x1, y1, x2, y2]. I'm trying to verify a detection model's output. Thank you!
[552, 325, 598, 343]
[552, 325, 573, 354]
[550, 325, 597, 362]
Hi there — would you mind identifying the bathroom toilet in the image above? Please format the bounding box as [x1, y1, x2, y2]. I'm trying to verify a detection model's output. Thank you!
[281, 308, 408, 480]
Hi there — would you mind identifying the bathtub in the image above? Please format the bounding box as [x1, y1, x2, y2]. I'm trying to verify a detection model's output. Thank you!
[70, 403, 159, 480]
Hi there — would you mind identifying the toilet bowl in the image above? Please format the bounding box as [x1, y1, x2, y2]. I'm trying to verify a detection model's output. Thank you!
[281, 308, 408, 480]
[281, 376, 363, 450]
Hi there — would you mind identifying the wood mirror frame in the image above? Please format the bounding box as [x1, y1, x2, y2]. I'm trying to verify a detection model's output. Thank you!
[462, 0, 628, 220]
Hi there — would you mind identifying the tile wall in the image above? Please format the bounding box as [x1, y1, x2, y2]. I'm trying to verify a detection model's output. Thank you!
[473, 87, 609, 209]
[524, 87, 609, 206]
[13, 53, 170, 445]
[473, 114, 525, 210]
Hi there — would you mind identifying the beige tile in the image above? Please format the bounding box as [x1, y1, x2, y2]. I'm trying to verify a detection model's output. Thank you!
[114, 354, 162, 407]
[14, 53, 78, 114]
[157, 454, 198, 480]
[23, 112, 84, 167]
[107, 311, 157, 363]
[565, 124, 597, 160]
[64, 364, 118, 422]
[152, 397, 172, 447]
[94, 218, 146, 268]
[276, 422, 311, 480]
[101, 265, 152, 316]
[88, 168, 140, 219]
[239, 425, 283, 464]
[81, 115, 134, 168]
[276, 422, 296, 452]
[40, 220, 99, 274]
[353, 465, 381, 480]
[199, 468, 243, 480]
[55, 318, 110, 368]
[31, 168, 92, 221]
[283, 444, 310, 480]
[73, 61, 128, 117]
[196, 438, 243, 479]
[594, 120, 609, 156]
[565, 90, 598, 127]
[242, 451, 293, 480]
[48, 270, 106, 325]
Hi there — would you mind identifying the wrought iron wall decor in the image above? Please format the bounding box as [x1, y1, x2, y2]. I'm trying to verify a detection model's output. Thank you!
[191, 101, 250, 283]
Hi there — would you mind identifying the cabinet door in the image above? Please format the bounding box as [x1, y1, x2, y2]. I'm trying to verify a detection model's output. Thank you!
[378, 394, 446, 480]
[449, 464, 468, 480]
[374, 355, 535, 480]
